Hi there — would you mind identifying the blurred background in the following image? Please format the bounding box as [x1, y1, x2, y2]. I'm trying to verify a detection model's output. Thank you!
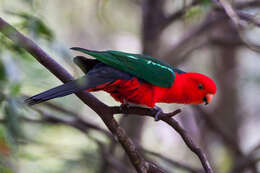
[0, 0, 260, 173]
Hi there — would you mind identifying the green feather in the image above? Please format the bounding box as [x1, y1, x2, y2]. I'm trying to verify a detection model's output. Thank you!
[71, 47, 175, 87]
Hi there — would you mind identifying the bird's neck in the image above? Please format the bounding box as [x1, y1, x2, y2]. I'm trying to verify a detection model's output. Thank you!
[154, 73, 192, 104]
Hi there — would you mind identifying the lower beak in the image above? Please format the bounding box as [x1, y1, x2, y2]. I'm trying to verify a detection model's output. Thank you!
[203, 94, 214, 105]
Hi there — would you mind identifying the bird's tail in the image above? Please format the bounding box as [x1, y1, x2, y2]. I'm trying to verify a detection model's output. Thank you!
[25, 77, 89, 106]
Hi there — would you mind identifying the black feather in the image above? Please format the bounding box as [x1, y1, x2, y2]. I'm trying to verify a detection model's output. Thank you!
[25, 64, 133, 106]
[73, 56, 100, 73]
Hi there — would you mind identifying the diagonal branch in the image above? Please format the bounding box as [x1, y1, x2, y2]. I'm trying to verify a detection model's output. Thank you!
[37, 102, 204, 173]
[193, 107, 243, 156]
[0, 17, 215, 173]
[212, 0, 260, 53]
[112, 106, 214, 173]
[0, 17, 151, 173]
[160, 0, 200, 31]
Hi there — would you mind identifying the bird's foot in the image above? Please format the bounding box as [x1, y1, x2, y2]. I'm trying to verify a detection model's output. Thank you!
[154, 106, 163, 121]
[119, 102, 130, 112]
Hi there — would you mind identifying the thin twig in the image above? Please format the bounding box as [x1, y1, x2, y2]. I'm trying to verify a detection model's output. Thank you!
[37, 102, 206, 173]
[160, 0, 200, 31]
[231, 157, 260, 173]
[212, 0, 260, 53]
[215, 0, 242, 28]
[193, 107, 243, 156]
[113, 106, 214, 173]
[141, 148, 203, 173]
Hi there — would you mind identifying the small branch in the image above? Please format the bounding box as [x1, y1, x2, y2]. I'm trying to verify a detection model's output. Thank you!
[249, 143, 260, 156]
[34, 102, 204, 173]
[231, 157, 260, 173]
[22, 95, 112, 136]
[236, 0, 260, 9]
[113, 106, 214, 173]
[162, 14, 225, 64]
[193, 107, 244, 156]
[214, 0, 242, 28]
[161, 118, 213, 173]
[238, 12, 260, 27]
[111, 106, 181, 119]
[141, 148, 203, 173]
[162, 1, 260, 65]
[212, 0, 260, 53]
[160, 0, 200, 30]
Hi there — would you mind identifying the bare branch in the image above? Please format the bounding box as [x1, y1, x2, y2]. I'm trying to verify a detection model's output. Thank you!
[33, 103, 205, 173]
[0, 17, 150, 173]
[160, 0, 200, 30]
[111, 106, 181, 119]
[161, 1, 260, 65]
[113, 106, 214, 173]
[141, 148, 203, 173]
[212, 0, 260, 53]
[193, 107, 243, 156]
[236, 0, 260, 9]
[162, 14, 225, 65]
[214, 0, 242, 28]
[231, 157, 260, 173]
[238, 12, 260, 27]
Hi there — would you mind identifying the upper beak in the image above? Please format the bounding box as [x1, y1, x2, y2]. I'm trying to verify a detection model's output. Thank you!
[203, 94, 214, 105]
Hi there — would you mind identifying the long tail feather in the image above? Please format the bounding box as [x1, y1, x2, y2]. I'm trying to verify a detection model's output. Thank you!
[25, 76, 89, 106]
[25, 62, 132, 106]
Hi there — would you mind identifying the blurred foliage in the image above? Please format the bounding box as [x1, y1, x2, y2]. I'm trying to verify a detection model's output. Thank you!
[8, 11, 54, 41]
[0, 1, 60, 172]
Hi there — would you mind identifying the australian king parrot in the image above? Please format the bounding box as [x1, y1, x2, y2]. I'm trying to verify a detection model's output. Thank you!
[25, 47, 217, 118]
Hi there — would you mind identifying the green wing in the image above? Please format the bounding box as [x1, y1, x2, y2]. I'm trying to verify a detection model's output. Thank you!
[71, 47, 175, 87]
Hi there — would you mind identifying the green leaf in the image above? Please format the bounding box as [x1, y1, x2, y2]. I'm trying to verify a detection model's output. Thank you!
[200, 0, 212, 7]
[0, 165, 13, 173]
[0, 59, 6, 81]
[7, 11, 54, 41]
[9, 83, 21, 96]
[185, 6, 203, 19]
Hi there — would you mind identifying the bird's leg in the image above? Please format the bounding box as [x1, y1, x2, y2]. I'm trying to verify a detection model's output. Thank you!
[154, 106, 163, 121]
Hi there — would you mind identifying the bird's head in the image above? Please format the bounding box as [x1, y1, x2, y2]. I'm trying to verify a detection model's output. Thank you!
[178, 72, 217, 105]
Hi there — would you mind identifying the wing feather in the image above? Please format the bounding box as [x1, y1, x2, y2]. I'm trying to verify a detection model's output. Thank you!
[71, 47, 177, 87]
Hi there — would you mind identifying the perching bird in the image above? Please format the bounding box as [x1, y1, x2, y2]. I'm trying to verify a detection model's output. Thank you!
[25, 47, 217, 118]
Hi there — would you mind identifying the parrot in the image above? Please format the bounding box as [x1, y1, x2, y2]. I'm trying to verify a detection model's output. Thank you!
[25, 47, 217, 119]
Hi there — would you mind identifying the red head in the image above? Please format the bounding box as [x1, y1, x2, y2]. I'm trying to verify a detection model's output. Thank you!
[160, 72, 217, 105]
[184, 73, 216, 104]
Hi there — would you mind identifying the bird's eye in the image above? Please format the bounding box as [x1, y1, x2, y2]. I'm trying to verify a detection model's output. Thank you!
[198, 83, 203, 90]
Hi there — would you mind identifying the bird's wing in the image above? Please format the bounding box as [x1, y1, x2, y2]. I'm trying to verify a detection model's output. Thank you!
[71, 47, 176, 87]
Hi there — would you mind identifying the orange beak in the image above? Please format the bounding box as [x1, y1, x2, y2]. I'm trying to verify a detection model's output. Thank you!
[203, 94, 214, 105]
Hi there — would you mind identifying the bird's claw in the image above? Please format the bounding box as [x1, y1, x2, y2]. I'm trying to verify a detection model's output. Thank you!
[119, 103, 130, 112]
[154, 106, 163, 121]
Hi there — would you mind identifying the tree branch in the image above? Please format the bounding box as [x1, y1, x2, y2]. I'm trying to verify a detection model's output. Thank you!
[193, 107, 243, 156]
[35, 102, 204, 173]
[112, 106, 214, 173]
[160, 0, 200, 31]
[141, 148, 203, 173]
[212, 0, 260, 53]
[0, 17, 150, 173]
[161, 1, 260, 65]
[0, 17, 215, 173]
